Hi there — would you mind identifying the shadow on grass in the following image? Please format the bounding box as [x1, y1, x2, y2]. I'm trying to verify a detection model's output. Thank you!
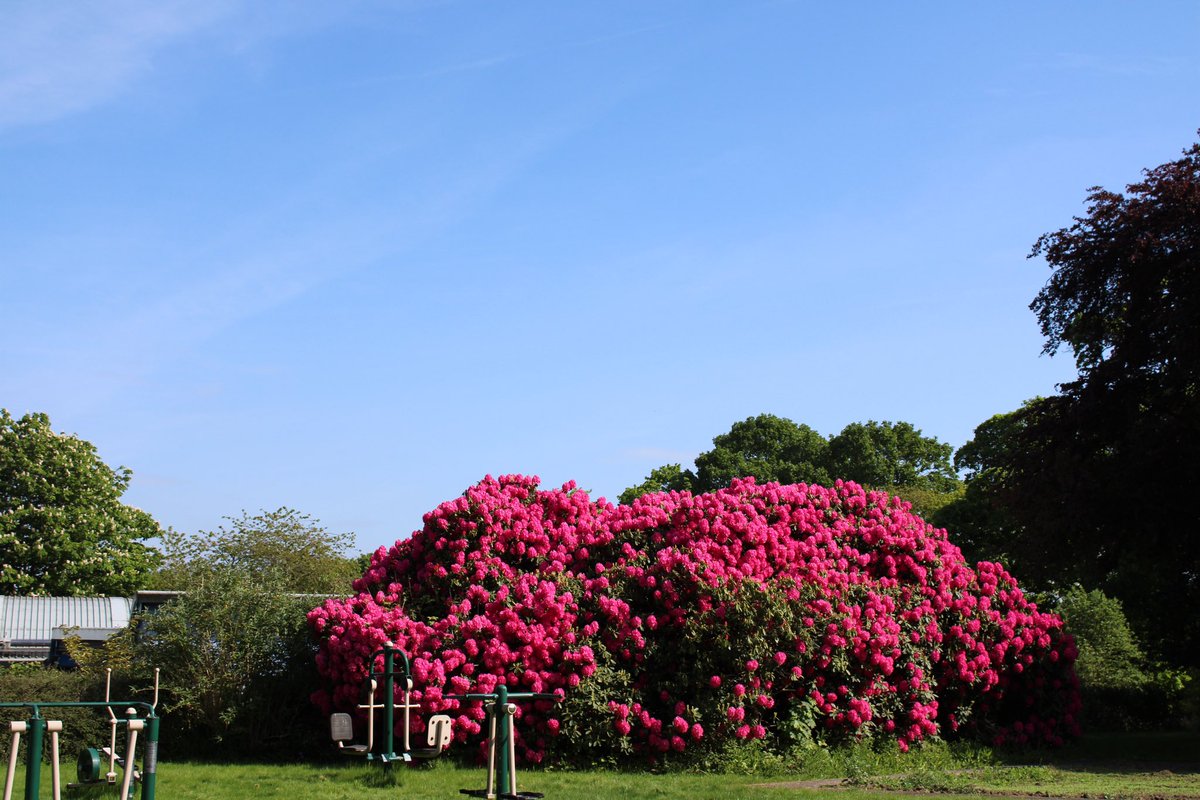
[998, 730, 1200, 774]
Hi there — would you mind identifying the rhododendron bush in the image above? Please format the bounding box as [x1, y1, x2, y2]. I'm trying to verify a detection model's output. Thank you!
[309, 475, 1079, 763]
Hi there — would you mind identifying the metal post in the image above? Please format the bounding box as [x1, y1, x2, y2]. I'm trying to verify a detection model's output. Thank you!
[495, 685, 510, 797]
[484, 707, 497, 799]
[383, 646, 395, 761]
[141, 716, 159, 800]
[23, 715, 43, 800]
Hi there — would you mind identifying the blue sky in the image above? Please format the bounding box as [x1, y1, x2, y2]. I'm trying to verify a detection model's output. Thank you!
[3, 1, 1198, 555]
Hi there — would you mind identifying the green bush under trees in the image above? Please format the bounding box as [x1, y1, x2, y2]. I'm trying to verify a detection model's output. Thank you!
[106, 572, 327, 759]
[65, 508, 359, 760]
[0, 664, 116, 763]
[1055, 587, 1195, 731]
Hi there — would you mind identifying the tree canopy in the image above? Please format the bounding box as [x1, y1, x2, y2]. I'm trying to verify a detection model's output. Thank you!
[620, 414, 959, 510]
[152, 507, 357, 594]
[0, 410, 161, 595]
[826, 420, 958, 492]
[940, 136, 1200, 665]
[695, 414, 831, 490]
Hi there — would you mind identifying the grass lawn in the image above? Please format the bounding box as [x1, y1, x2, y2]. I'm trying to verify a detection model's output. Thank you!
[4, 732, 1197, 799]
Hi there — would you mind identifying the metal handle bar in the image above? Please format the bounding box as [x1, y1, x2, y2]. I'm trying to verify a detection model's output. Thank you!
[0, 702, 157, 718]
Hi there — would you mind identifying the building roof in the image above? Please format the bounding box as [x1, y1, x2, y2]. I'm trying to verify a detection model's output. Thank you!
[0, 596, 133, 644]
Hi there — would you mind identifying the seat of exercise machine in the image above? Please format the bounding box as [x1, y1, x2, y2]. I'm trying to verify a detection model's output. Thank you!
[407, 745, 445, 759]
[330, 712, 371, 754]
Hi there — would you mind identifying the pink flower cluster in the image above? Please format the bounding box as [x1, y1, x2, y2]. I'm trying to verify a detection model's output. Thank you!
[309, 475, 1079, 762]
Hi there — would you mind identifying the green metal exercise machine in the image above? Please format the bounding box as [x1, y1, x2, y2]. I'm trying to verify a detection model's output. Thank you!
[328, 643, 562, 798]
[0, 668, 159, 800]
[448, 684, 561, 800]
[329, 643, 453, 764]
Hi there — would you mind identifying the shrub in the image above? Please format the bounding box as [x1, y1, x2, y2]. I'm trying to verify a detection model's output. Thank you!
[1057, 587, 1144, 692]
[122, 570, 328, 759]
[310, 475, 1080, 764]
[1057, 586, 1193, 730]
[0, 664, 110, 762]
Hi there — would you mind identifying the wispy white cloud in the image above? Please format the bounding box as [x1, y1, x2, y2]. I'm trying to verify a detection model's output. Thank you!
[0, 0, 240, 131]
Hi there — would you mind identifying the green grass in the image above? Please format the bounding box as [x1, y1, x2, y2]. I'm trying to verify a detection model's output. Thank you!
[860, 763, 1200, 798]
[3, 732, 1197, 799]
[848, 731, 1200, 799]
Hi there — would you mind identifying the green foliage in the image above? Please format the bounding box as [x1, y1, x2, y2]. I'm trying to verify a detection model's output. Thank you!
[694, 414, 831, 490]
[65, 506, 357, 758]
[617, 464, 695, 505]
[152, 507, 356, 594]
[1055, 587, 1194, 731]
[934, 400, 1066, 569]
[623, 414, 960, 508]
[0, 664, 111, 761]
[556, 660, 636, 766]
[891, 483, 963, 523]
[1058, 587, 1145, 692]
[826, 421, 957, 492]
[0, 410, 161, 595]
[119, 569, 325, 756]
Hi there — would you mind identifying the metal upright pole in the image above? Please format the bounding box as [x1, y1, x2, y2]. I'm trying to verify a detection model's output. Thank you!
[23, 715, 43, 800]
[142, 715, 160, 800]
[495, 685, 510, 797]
[383, 646, 395, 760]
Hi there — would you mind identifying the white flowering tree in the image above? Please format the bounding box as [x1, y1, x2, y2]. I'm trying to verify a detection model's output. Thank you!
[0, 409, 161, 595]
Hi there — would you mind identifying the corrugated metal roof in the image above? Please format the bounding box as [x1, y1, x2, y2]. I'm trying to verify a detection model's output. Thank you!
[0, 596, 133, 643]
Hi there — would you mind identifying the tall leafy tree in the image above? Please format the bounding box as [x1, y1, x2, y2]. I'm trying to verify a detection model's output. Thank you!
[931, 403, 1037, 566]
[946, 137, 1200, 664]
[0, 410, 161, 595]
[617, 464, 696, 505]
[694, 414, 831, 491]
[826, 420, 957, 491]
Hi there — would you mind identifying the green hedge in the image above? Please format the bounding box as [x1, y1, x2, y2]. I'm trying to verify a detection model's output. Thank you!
[0, 665, 113, 764]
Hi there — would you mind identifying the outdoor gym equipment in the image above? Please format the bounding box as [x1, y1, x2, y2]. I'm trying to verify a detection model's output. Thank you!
[75, 668, 160, 795]
[448, 684, 561, 800]
[0, 668, 160, 800]
[329, 643, 453, 764]
[329, 643, 563, 798]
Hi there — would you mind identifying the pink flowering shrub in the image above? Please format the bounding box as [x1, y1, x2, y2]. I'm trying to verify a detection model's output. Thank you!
[309, 475, 1079, 763]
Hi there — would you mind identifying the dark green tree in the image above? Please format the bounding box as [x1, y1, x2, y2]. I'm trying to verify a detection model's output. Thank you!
[0, 410, 161, 595]
[826, 420, 958, 491]
[617, 464, 696, 505]
[943, 136, 1200, 665]
[931, 403, 1038, 565]
[623, 415, 960, 509]
[693, 414, 831, 491]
